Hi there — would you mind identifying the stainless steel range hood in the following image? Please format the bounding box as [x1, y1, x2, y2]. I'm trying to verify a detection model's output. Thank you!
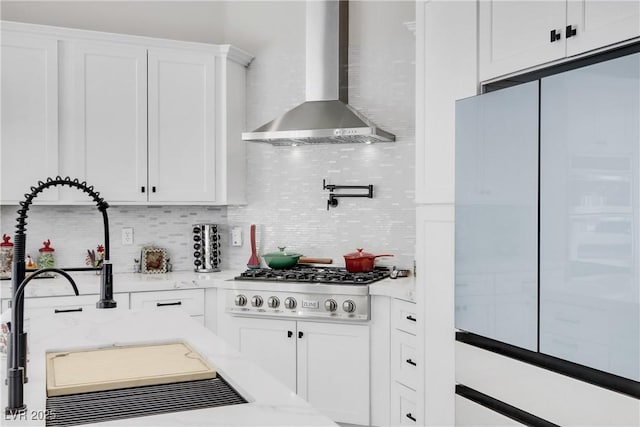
[242, 0, 395, 145]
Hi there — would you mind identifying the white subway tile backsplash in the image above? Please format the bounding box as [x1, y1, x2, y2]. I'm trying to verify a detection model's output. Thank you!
[0, 205, 227, 274]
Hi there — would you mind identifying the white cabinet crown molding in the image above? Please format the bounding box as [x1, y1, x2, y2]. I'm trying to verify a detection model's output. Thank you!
[0, 20, 254, 64]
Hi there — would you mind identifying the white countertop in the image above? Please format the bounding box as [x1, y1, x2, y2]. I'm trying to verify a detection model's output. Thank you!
[1, 270, 416, 302]
[368, 276, 416, 302]
[1, 309, 337, 426]
[0, 271, 237, 300]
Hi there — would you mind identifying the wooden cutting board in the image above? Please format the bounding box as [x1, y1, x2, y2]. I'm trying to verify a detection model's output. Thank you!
[46, 342, 216, 397]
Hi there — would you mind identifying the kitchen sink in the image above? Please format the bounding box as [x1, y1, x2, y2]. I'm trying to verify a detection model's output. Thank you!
[44, 342, 247, 426]
[46, 377, 247, 426]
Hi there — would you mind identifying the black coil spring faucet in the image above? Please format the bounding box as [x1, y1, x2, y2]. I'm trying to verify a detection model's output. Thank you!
[6, 177, 117, 415]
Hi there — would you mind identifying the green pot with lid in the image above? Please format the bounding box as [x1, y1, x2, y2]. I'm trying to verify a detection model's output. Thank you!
[263, 247, 303, 269]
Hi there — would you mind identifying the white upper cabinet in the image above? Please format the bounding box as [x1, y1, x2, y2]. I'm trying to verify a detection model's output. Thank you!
[149, 49, 216, 202]
[566, 1, 640, 56]
[1, 21, 252, 206]
[479, 0, 640, 81]
[1, 33, 59, 203]
[415, 0, 478, 204]
[147, 48, 216, 203]
[68, 41, 148, 203]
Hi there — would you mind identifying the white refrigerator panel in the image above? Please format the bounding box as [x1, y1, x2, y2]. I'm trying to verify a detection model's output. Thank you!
[540, 52, 640, 381]
[455, 81, 539, 351]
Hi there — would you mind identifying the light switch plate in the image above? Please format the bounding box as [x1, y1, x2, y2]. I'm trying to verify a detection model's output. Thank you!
[231, 227, 242, 246]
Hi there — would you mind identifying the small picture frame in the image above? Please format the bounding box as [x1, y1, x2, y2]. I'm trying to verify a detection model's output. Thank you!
[141, 246, 167, 274]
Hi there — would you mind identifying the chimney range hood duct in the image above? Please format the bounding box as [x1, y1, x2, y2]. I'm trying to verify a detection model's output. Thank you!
[241, 0, 395, 145]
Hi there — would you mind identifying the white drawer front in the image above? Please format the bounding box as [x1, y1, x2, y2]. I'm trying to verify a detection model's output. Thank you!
[456, 395, 525, 426]
[392, 298, 417, 335]
[4, 293, 129, 319]
[130, 289, 204, 316]
[392, 382, 418, 425]
[393, 330, 418, 390]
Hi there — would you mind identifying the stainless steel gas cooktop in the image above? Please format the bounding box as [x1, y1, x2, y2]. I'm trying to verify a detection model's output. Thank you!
[234, 266, 390, 285]
[225, 266, 389, 321]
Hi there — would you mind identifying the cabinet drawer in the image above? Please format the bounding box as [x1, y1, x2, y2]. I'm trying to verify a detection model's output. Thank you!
[2, 293, 129, 319]
[392, 329, 418, 390]
[392, 298, 417, 335]
[130, 289, 204, 316]
[391, 381, 418, 425]
[456, 395, 525, 426]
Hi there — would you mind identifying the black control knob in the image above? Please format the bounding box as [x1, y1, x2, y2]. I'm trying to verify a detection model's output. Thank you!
[193, 235, 201, 242]
[284, 297, 297, 309]
[267, 296, 280, 308]
[325, 299, 337, 312]
[251, 295, 264, 308]
[234, 294, 247, 307]
[343, 300, 356, 313]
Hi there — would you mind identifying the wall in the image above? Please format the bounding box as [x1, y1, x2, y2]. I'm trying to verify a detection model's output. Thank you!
[0, 1, 416, 273]
[224, 1, 416, 271]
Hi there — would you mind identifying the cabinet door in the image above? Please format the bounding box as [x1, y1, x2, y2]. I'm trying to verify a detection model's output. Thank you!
[566, 0, 640, 57]
[455, 81, 539, 351]
[1, 33, 59, 203]
[539, 52, 640, 381]
[226, 316, 297, 391]
[69, 41, 148, 202]
[479, 0, 566, 81]
[296, 322, 370, 425]
[148, 48, 216, 203]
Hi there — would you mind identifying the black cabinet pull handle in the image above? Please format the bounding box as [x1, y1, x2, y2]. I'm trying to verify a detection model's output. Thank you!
[406, 315, 417, 322]
[406, 413, 416, 422]
[54, 308, 83, 314]
[298, 331, 304, 339]
[566, 25, 577, 38]
[287, 330, 293, 338]
[156, 301, 182, 307]
[141, 186, 146, 193]
[550, 29, 561, 42]
[406, 358, 417, 366]
[152, 186, 157, 193]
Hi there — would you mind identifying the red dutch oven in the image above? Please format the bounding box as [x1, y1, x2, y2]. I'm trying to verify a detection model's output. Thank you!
[343, 248, 393, 273]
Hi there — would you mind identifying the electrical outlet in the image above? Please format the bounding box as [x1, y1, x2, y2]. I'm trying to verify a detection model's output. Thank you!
[231, 227, 242, 246]
[122, 227, 134, 245]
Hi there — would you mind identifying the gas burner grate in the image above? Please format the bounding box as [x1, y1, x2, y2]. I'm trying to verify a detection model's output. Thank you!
[235, 266, 389, 285]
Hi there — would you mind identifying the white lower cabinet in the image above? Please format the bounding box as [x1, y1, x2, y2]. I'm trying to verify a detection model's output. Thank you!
[391, 382, 418, 426]
[390, 298, 419, 425]
[232, 316, 297, 390]
[220, 315, 370, 425]
[1, 287, 212, 330]
[129, 289, 205, 319]
[1, 293, 129, 319]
